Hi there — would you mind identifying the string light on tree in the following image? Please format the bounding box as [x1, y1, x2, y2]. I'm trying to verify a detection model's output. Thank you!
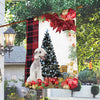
[41, 30, 61, 78]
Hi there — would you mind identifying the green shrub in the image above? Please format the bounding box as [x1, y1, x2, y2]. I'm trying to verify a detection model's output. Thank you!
[78, 68, 97, 84]
[91, 85, 99, 98]
[45, 97, 49, 100]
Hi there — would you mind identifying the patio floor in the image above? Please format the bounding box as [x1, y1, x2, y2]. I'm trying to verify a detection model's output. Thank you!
[50, 97, 100, 100]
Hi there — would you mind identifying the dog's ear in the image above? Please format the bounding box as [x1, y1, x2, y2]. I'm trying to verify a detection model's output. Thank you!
[34, 51, 36, 55]
[34, 51, 37, 55]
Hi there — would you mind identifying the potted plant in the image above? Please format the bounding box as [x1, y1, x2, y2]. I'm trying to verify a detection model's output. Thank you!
[91, 85, 99, 98]
[95, 68, 100, 84]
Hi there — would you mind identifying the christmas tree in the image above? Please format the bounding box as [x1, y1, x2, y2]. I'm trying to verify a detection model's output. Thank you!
[41, 30, 61, 78]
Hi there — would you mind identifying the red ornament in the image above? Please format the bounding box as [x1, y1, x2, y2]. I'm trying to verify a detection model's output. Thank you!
[73, 78, 78, 85]
[45, 77, 49, 82]
[55, 81, 59, 85]
[36, 79, 42, 86]
[51, 78, 56, 84]
[65, 77, 71, 84]
[41, 15, 45, 19]
[66, 9, 76, 20]
[55, 86, 59, 88]
[48, 77, 51, 81]
[28, 82, 33, 85]
[49, 78, 52, 83]
[68, 78, 78, 89]
[61, 81, 67, 87]
[31, 81, 36, 85]
[61, 9, 76, 20]
[40, 86, 43, 89]
[43, 81, 49, 87]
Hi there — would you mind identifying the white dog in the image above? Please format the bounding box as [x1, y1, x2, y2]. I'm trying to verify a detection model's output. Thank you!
[27, 48, 47, 82]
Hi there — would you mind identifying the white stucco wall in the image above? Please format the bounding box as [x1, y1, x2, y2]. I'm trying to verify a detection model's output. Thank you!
[39, 21, 78, 77]
[0, 0, 5, 99]
[4, 64, 27, 97]
[39, 21, 76, 65]
[47, 86, 100, 99]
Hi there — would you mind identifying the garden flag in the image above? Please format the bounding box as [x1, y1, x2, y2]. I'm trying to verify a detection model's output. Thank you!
[25, 8, 78, 90]
[25, 18, 39, 81]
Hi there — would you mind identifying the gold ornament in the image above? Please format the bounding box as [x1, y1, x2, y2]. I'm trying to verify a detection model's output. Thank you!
[35, 84, 38, 87]
[70, 67, 73, 71]
[25, 82, 29, 87]
[69, 62, 74, 66]
[34, 17, 38, 21]
[73, 70, 78, 75]
[73, 34, 76, 38]
[63, 85, 69, 89]
[48, 82, 54, 88]
[58, 78, 64, 82]
[32, 85, 36, 89]
[29, 86, 32, 88]
[62, 9, 68, 15]
[60, 65, 68, 73]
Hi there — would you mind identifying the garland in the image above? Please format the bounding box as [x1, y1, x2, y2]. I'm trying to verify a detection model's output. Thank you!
[25, 77, 78, 90]
[40, 8, 76, 33]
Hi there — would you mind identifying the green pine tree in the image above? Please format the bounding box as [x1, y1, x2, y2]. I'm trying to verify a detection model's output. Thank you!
[41, 30, 61, 78]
